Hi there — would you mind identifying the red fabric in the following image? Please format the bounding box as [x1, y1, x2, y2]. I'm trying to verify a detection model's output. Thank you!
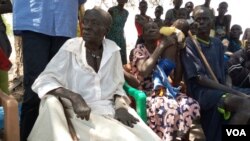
[135, 22, 143, 37]
[0, 48, 12, 71]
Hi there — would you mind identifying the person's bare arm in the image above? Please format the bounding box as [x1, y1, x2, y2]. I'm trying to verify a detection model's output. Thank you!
[225, 15, 231, 37]
[124, 70, 140, 88]
[135, 15, 147, 26]
[48, 87, 91, 120]
[194, 75, 248, 98]
[172, 50, 183, 86]
[136, 37, 175, 77]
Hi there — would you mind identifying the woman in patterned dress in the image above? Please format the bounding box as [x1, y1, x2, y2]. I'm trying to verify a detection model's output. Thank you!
[130, 21, 200, 141]
[106, 0, 129, 64]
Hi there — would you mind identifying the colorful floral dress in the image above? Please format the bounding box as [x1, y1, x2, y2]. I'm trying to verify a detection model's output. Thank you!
[106, 6, 129, 64]
[131, 44, 200, 141]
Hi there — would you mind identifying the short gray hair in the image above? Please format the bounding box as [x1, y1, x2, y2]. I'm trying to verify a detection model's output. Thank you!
[85, 7, 113, 32]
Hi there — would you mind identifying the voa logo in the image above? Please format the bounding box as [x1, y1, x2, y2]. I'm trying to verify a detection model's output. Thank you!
[226, 129, 246, 136]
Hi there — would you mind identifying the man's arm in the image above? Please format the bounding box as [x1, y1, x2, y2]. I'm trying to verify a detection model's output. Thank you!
[135, 15, 147, 26]
[124, 69, 140, 88]
[48, 87, 91, 120]
[194, 75, 248, 98]
[227, 50, 250, 87]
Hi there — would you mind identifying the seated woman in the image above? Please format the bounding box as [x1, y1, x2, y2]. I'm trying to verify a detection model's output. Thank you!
[130, 21, 200, 141]
[28, 7, 161, 141]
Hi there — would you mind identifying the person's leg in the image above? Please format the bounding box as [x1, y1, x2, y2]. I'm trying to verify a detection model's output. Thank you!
[200, 107, 225, 141]
[120, 46, 127, 65]
[50, 36, 69, 60]
[0, 70, 9, 94]
[223, 94, 250, 124]
[21, 33, 69, 141]
[27, 95, 73, 141]
[197, 91, 225, 141]
[20, 31, 51, 141]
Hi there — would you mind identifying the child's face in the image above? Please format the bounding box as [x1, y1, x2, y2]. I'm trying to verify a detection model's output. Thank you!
[217, 4, 228, 15]
[185, 3, 194, 14]
[139, 2, 148, 14]
[154, 8, 163, 18]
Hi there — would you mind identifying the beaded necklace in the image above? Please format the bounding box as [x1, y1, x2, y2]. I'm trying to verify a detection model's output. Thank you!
[196, 37, 210, 45]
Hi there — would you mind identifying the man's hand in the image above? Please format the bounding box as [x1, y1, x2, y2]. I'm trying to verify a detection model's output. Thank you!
[70, 94, 91, 120]
[115, 108, 139, 128]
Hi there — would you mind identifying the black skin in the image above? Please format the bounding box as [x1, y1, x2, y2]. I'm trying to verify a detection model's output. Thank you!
[185, 1, 194, 16]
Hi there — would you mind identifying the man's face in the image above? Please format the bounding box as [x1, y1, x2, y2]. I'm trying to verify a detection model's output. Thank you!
[194, 9, 211, 36]
[82, 11, 107, 43]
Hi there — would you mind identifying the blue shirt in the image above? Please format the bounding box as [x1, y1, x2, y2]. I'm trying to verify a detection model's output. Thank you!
[13, 0, 86, 38]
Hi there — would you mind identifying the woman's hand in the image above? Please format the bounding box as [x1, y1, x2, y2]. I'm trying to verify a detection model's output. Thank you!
[70, 94, 91, 120]
[158, 35, 176, 50]
[115, 108, 139, 128]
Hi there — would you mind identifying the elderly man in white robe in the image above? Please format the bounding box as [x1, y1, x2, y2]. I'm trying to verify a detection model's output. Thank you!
[27, 7, 161, 141]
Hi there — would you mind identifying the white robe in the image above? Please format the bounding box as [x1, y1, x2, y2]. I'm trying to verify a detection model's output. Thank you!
[28, 38, 161, 141]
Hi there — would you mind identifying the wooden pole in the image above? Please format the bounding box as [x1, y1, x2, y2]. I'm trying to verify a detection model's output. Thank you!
[188, 31, 249, 98]
[188, 31, 219, 83]
[59, 98, 79, 141]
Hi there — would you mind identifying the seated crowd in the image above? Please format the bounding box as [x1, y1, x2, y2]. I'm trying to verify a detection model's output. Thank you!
[1, 0, 250, 141]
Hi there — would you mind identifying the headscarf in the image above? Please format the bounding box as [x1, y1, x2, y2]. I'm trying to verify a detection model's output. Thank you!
[152, 59, 181, 99]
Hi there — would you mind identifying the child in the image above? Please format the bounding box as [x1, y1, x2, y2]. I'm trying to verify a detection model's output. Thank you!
[153, 5, 164, 28]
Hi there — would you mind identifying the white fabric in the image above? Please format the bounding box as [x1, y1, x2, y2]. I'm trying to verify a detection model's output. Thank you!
[32, 37, 126, 116]
[30, 38, 161, 141]
[28, 95, 161, 141]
